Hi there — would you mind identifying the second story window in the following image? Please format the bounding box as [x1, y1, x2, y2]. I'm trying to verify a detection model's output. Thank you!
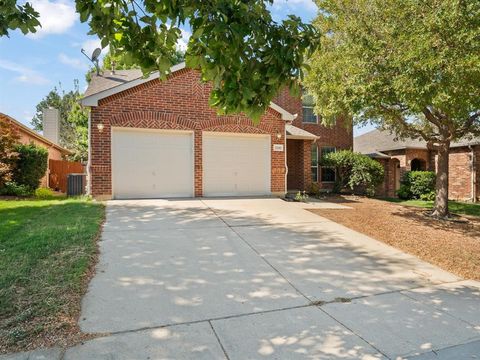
[302, 91, 318, 124]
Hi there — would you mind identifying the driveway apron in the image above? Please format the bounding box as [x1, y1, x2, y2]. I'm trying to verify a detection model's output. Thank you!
[72, 198, 480, 359]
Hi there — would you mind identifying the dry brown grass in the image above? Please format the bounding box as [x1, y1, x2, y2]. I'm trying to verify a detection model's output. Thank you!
[310, 195, 480, 280]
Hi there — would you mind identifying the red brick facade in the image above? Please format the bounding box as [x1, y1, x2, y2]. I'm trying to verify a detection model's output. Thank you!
[375, 146, 479, 201]
[89, 69, 286, 198]
[88, 69, 353, 198]
[273, 88, 353, 191]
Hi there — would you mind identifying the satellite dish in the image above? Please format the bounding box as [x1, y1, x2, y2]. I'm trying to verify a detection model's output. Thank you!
[81, 47, 102, 75]
[91, 48, 102, 62]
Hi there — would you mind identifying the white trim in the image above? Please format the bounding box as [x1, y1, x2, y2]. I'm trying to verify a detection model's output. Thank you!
[286, 135, 318, 140]
[81, 62, 187, 107]
[81, 62, 296, 122]
[268, 102, 297, 121]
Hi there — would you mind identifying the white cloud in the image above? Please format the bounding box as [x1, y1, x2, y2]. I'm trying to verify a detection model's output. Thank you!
[28, 0, 77, 38]
[58, 52, 88, 70]
[0, 59, 49, 85]
[272, 0, 317, 12]
[176, 29, 191, 51]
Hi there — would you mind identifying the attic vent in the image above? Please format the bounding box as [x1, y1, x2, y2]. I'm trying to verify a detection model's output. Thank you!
[42, 108, 60, 144]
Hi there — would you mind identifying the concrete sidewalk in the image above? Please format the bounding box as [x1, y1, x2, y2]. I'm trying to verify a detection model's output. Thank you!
[3, 198, 479, 359]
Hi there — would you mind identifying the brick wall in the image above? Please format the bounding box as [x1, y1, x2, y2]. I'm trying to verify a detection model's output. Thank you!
[377, 146, 479, 201]
[90, 68, 286, 198]
[274, 88, 353, 190]
[286, 139, 313, 191]
[431, 146, 478, 201]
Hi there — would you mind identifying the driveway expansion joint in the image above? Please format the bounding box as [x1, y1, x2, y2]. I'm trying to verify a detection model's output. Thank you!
[317, 306, 392, 359]
[199, 199, 313, 304]
[208, 321, 230, 360]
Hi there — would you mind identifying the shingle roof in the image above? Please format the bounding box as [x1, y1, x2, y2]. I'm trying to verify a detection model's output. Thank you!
[354, 128, 480, 154]
[286, 124, 318, 140]
[0, 113, 71, 154]
[84, 69, 143, 98]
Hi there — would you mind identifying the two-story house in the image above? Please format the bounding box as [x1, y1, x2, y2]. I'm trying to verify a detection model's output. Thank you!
[81, 63, 353, 199]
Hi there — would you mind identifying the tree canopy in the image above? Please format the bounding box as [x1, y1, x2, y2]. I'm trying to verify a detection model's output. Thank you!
[101, 47, 184, 71]
[305, 0, 480, 217]
[0, 0, 39, 36]
[3, 0, 318, 121]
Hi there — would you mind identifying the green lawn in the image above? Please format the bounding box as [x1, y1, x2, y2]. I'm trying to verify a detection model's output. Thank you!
[385, 198, 480, 217]
[0, 198, 104, 352]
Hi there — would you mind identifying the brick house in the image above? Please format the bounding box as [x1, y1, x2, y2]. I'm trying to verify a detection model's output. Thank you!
[0, 112, 71, 188]
[354, 129, 479, 201]
[81, 63, 353, 200]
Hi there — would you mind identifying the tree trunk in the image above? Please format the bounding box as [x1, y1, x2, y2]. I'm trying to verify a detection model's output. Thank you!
[431, 142, 450, 218]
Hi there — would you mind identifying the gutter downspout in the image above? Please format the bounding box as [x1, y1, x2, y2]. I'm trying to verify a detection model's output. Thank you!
[86, 111, 92, 196]
[469, 145, 477, 203]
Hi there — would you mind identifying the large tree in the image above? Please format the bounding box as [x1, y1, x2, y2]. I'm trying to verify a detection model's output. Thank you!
[305, 0, 480, 218]
[3, 0, 317, 121]
[31, 81, 89, 161]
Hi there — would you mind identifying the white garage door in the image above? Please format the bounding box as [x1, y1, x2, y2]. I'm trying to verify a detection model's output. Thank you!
[112, 128, 193, 199]
[203, 132, 271, 196]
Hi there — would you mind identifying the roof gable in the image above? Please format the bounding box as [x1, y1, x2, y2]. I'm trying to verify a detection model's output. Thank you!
[81, 63, 296, 121]
[354, 128, 480, 154]
[0, 113, 71, 154]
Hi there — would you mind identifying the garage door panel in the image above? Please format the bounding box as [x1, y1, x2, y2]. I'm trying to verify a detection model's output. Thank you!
[203, 133, 271, 196]
[112, 128, 193, 199]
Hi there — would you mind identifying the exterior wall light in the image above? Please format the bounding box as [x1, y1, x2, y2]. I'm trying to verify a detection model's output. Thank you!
[97, 123, 104, 132]
[276, 132, 282, 139]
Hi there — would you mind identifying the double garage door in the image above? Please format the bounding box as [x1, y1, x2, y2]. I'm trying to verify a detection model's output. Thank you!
[111, 128, 271, 199]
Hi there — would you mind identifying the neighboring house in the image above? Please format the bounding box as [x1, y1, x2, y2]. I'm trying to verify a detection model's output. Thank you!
[355, 129, 479, 201]
[0, 112, 71, 188]
[81, 63, 352, 200]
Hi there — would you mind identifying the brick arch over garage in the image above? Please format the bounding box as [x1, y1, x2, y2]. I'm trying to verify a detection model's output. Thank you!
[109, 111, 198, 131]
[203, 124, 270, 134]
[202, 116, 275, 134]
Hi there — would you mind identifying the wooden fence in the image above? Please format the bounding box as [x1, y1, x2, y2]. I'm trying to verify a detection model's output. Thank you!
[49, 159, 85, 193]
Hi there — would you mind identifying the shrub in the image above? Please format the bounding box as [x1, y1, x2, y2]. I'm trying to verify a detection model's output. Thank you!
[294, 190, 309, 202]
[0, 181, 33, 197]
[420, 191, 436, 201]
[0, 121, 20, 187]
[323, 150, 384, 196]
[34, 187, 55, 199]
[11, 143, 48, 190]
[399, 171, 436, 200]
[309, 182, 321, 196]
[396, 184, 411, 200]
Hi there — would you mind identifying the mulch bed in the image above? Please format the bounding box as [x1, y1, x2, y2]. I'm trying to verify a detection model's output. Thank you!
[309, 195, 480, 280]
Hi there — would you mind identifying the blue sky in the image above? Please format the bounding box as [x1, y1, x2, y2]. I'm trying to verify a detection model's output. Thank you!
[0, 0, 373, 135]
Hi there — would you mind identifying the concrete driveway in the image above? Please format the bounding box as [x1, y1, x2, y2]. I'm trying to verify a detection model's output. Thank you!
[69, 198, 480, 359]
